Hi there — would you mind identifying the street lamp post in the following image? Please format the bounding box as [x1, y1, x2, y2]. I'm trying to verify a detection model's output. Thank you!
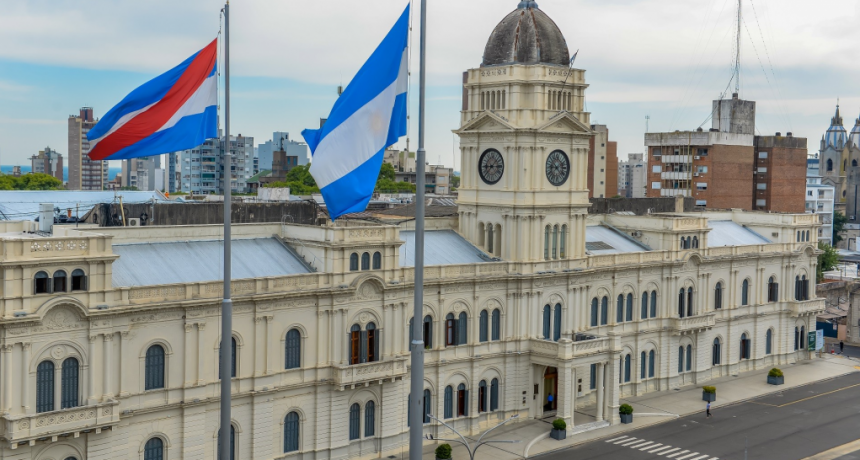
[424, 414, 520, 460]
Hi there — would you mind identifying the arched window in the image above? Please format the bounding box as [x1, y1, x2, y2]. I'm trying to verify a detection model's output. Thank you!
[144, 438, 164, 460]
[349, 403, 360, 440]
[686, 344, 692, 371]
[742, 279, 750, 306]
[361, 252, 370, 270]
[479, 310, 489, 342]
[61, 357, 79, 409]
[367, 322, 378, 363]
[424, 315, 433, 348]
[600, 296, 608, 325]
[145, 345, 165, 390]
[616, 295, 624, 323]
[219, 337, 237, 378]
[767, 276, 778, 302]
[478, 380, 488, 412]
[766, 329, 773, 355]
[827, 158, 833, 171]
[543, 305, 551, 339]
[641, 291, 649, 319]
[640, 351, 647, 379]
[36, 360, 54, 413]
[487, 226, 494, 254]
[490, 378, 499, 411]
[552, 225, 558, 259]
[692, 236, 699, 248]
[794, 327, 800, 350]
[713, 338, 722, 365]
[740, 333, 751, 360]
[544, 226, 550, 260]
[372, 252, 382, 270]
[34, 270, 51, 294]
[800, 326, 806, 349]
[560, 225, 567, 258]
[285, 329, 301, 369]
[853, 159, 857, 167]
[217, 425, 235, 460]
[491, 309, 501, 341]
[553, 304, 562, 341]
[350, 324, 361, 364]
[458, 312, 468, 345]
[624, 354, 631, 382]
[648, 350, 655, 377]
[687, 287, 694, 317]
[590, 298, 598, 327]
[802, 275, 810, 300]
[806, 230, 810, 242]
[715, 282, 723, 309]
[444, 385, 454, 419]
[284, 412, 300, 453]
[457, 383, 468, 417]
[423, 389, 432, 424]
[678, 346, 685, 373]
[678, 288, 686, 318]
[844, 159, 848, 171]
[650, 291, 657, 317]
[349, 253, 359, 271]
[445, 313, 456, 346]
[626, 293, 633, 322]
[53, 270, 67, 293]
[71, 269, 87, 291]
[365, 401, 376, 437]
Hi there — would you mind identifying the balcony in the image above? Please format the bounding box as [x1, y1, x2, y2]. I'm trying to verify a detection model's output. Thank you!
[530, 336, 611, 360]
[789, 299, 824, 317]
[1, 402, 120, 446]
[661, 172, 691, 180]
[670, 313, 716, 334]
[332, 357, 407, 390]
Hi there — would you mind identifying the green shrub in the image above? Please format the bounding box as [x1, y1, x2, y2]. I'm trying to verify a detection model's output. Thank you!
[768, 368, 784, 378]
[702, 386, 716, 394]
[435, 444, 452, 460]
[619, 404, 634, 415]
[552, 418, 567, 430]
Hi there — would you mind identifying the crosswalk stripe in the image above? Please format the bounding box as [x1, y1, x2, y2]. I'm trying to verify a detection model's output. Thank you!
[676, 453, 701, 460]
[649, 445, 674, 454]
[635, 441, 656, 449]
[642, 443, 663, 451]
[644, 444, 668, 452]
[605, 436, 630, 443]
[621, 438, 643, 446]
[689, 456, 711, 460]
[627, 440, 652, 448]
[615, 437, 637, 445]
[667, 450, 690, 458]
[658, 448, 681, 456]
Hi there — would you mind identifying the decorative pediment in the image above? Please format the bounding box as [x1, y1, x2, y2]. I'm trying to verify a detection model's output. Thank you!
[535, 112, 592, 135]
[456, 111, 516, 133]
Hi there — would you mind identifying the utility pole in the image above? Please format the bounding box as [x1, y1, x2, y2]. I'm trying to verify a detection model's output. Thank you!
[219, 3, 233, 460]
[735, 0, 742, 94]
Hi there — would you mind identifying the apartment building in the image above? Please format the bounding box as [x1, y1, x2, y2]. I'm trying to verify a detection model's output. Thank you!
[68, 107, 108, 190]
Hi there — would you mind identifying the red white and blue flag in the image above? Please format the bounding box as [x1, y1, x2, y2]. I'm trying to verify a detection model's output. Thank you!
[87, 39, 218, 161]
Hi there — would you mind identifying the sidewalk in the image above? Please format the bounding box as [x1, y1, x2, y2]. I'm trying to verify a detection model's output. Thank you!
[420, 355, 859, 460]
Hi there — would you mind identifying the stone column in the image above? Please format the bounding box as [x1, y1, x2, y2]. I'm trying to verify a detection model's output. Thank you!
[102, 333, 112, 400]
[595, 362, 605, 421]
[515, 216, 523, 260]
[265, 315, 274, 375]
[605, 356, 621, 425]
[254, 316, 266, 376]
[88, 335, 97, 403]
[0, 345, 12, 411]
[196, 323, 206, 385]
[485, 224, 492, 255]
[184, 323, 194, 386]
[383, 304, 393, 358]
[118, 331, 128, 397]
[21, 342, 30, 411]
[557, 363, 574, 431]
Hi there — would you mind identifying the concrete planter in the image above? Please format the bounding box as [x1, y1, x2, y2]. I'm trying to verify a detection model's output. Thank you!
[620, 413, 633, 424]
[767, 375, 784, 385]
[550, 428, 567, 440]
[702, 391, 716, 402]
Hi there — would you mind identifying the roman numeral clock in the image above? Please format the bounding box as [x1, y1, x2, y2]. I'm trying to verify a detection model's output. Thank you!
[545, 150, 570, 186]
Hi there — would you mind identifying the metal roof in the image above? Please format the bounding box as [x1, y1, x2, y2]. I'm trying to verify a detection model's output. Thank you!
[707, 220, 771, 247]
[399, 230, 490, 267]
[111, 237, 311, 287]
[0, 190, 168, 221]
[585, 225, 650, 255]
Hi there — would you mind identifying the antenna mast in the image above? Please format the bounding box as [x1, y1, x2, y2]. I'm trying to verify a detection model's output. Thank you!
[734, 0, 741, 94]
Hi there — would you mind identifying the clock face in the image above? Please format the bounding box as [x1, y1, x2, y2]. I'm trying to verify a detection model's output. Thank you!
[479, 149, 505, 185]
[546, 150, 570, 186]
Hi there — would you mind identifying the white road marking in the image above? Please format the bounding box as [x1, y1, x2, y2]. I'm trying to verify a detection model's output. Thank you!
[642, 443, 665, 451]
[690, 456, 712, 460]
[667, 450, 690, 458]
[614, 437, 637, 445]
[629, 441, 654, 449]
[605, 436, 630, 443]
[621, 438, 643, 446]
[657, 447, 682, 455]
[676, 453, 701, 460]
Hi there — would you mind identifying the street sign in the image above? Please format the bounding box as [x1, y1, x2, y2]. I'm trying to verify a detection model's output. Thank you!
[815, 330, 824, 351]
[808, 331, 816, 351]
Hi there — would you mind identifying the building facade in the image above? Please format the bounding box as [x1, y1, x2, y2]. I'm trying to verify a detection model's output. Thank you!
[121, 156, 161, 191]
[30, 147, 64, 182]
[0, 4, 824, 460]
[179, 134, 254, 194]
[806, 176, 834, 245]
[68, 108, 108, 191]
[752, 134, 807, 213]
[587, 125, 618, 199]
[618, 153, 646, 198]
[258, 133, 310, 172]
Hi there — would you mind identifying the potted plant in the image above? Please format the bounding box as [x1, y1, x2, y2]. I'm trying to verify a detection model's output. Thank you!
[435, 444, 452, 460]
[767, 368, 784, 386]
[702, 386, 716, 402]
[619, 404, 634, 424]
[550, 418, 567, 440]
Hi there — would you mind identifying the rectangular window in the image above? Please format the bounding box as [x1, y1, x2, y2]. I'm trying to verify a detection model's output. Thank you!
[652, 148, 662, 156]
[651, 182, 661, 190]
[652, 165, 662, 173]
[756, 199, 767, 207]
[697, 148, 709, 156]
[758, 151, 768, 159]
[696, 183, 707, 191]
[757, 167, 767, 173]
[757, 183, 767, 190]
[696, 166, 708, 174]
[589, 363, 597, 389]
[695, 200, 707, 206]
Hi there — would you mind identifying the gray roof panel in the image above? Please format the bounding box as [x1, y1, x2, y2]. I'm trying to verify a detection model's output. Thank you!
[0, 190, 167, 221]
[111, 237, 310, 287]
[585, 225, 650, 255]
[707, 220, 771, 247]
[399, 230, 489, 267]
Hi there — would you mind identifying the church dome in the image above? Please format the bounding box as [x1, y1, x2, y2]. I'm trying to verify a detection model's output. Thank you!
[849, 113, 860, 148]
[824, 105, 847, 149]
[482, 1, 570, 67]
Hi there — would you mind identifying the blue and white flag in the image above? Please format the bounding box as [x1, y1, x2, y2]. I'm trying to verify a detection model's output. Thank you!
[302, 5, 409, 219]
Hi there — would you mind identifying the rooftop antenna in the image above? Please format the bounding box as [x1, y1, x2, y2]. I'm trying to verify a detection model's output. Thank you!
[734, 0, 742, 94]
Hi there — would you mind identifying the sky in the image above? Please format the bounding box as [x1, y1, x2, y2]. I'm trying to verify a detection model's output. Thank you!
[0, 0, 858, 170]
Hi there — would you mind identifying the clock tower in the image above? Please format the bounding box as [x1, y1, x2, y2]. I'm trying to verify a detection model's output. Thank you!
[455, 1, 594, 264]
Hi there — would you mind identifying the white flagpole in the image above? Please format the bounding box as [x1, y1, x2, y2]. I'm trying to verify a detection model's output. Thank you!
[219, 2, 233, 460]
[409, 0, 427, 458]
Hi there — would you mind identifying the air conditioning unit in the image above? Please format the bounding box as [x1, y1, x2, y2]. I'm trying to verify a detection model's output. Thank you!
[694, 173, 700, 177]
[694, 156, 701, 160]
[127, 218, 140, 227]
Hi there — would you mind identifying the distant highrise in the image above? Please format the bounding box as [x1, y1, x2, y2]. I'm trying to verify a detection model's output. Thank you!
[257, 132, 310, 171]
[587, 124, 618, 198]
[68, 107, 108, 190]
[618, 153, 646, 198]
[121, 156, 161, 191]
[178, 131, 254, 194]
[30, 146, 64, 182]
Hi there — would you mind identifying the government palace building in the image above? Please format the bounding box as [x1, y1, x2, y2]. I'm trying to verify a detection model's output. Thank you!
[0, 2, 823, 460]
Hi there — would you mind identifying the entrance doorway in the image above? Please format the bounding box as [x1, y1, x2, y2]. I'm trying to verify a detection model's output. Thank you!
[543, 367, 558, 413]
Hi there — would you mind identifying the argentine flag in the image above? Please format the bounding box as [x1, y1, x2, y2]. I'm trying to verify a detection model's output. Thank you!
[302, 5, 409, 219]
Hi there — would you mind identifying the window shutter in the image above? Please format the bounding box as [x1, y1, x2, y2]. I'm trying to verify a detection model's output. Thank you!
[47, 278, 53, 294]
[464, 389, 469, 416]
[360, 330, 368, 363]
[374, 330, 380, 362]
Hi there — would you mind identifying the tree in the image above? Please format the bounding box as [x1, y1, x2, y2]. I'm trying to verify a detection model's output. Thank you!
[833, 211, 847, 244]
[284, 165, 317, 187]
[378, 163, 396, 182]
[817, 242, 839, 282]
[0, 173, 62, 190]
[451, 175, 460, 189]
[265, 180, 319, 195]
[119, 186, 139, 191]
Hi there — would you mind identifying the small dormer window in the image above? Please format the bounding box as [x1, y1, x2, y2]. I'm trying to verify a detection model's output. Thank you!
[71, 269, 87, 291]
[53, 270, 67, 293]
[34, 271, 51, 294]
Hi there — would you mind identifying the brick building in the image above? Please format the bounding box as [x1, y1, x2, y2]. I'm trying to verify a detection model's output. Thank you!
[753, 134, 807, 212]
[587, 124, 618, 198]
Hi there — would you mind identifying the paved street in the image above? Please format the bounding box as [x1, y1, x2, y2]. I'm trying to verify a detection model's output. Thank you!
[538, 372, 860, 460]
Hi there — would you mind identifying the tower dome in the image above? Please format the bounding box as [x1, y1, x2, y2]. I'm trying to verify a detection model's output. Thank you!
[824, 104, 847, 149]
[482, 1, 570, 67]
[849, 112, 860, 148]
